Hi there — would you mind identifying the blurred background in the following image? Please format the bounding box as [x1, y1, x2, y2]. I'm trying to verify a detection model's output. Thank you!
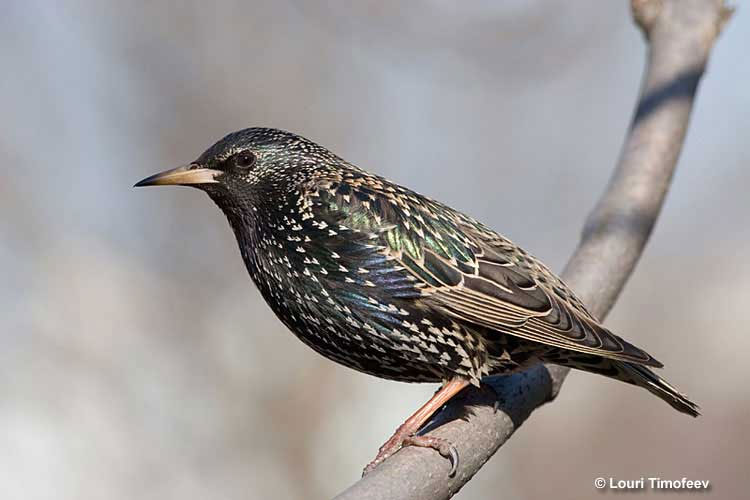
[1, 1, 747, 499]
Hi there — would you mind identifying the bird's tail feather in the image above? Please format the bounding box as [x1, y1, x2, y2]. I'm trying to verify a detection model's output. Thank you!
[543, 352, 700, 417]
[616, 361, 700, 417]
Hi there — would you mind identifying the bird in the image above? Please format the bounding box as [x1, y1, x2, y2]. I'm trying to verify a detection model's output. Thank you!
[135, 127, 699, 476]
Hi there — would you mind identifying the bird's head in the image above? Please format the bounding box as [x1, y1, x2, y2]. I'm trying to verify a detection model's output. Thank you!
[135, 128, 340, 211]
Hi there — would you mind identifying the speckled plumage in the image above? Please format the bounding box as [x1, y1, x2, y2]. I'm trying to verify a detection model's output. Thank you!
[139, 127, 699, 418]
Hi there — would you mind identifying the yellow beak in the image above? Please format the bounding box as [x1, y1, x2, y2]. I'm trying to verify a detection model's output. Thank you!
[134, 164, 221, 187]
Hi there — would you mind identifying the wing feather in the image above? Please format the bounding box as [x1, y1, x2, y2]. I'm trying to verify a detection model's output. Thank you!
[422, 250, 662, 367]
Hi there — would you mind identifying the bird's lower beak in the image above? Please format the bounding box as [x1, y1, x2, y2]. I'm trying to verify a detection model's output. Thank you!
[134, 164, 221, 187]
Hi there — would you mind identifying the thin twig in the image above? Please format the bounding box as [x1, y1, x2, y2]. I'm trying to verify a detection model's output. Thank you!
[333, 1, 732, 499]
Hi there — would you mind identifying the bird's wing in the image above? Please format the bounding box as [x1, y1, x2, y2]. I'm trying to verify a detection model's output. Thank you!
[420, 240, 662, 367]
[308, 171, 662, 368]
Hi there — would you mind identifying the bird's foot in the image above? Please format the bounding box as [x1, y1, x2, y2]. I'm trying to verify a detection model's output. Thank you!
[403, 434, 459, 476]
[362, 424, 411, 476]
[362, 378, 469, 477]
[362, 428, 459, 477]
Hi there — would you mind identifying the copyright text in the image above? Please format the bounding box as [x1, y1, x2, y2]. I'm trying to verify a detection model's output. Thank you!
[594, 477, 710, 491]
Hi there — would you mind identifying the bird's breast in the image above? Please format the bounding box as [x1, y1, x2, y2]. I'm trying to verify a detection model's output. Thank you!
[231, 210, 490, 384]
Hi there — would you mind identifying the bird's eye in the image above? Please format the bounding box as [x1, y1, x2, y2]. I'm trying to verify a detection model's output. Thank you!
[234, 152, 257, 169]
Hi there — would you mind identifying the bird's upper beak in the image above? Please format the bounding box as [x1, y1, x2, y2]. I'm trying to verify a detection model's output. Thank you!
[134, 164, 221, 187]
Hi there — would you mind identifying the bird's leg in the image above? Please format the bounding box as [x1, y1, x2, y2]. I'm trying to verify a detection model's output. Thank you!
[363, 377, 469, 476]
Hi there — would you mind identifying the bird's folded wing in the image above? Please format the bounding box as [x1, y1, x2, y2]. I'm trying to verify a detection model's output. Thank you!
[416, 248, 663, 368]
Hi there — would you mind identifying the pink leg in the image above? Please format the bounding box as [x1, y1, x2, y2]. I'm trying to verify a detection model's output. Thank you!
[363, 377, 470, 476]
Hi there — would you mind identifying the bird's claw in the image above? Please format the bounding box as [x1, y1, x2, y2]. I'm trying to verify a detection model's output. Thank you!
[402, 435, 460, 477]
[363, 433, 460, 477]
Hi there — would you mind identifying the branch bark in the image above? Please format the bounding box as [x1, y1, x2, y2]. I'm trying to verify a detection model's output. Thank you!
[334, 1, 732, 499]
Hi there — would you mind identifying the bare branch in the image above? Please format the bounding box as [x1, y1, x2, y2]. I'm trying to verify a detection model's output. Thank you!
[333, 1, 732, 499]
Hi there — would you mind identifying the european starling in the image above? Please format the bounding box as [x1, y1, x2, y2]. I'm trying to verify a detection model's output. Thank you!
[135, 128, 699, 475]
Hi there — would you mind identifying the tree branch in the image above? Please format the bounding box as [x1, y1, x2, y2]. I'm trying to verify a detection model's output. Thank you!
[333, 1, 732, 499]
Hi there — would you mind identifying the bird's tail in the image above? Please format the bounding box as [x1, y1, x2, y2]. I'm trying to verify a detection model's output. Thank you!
[544, 352, 700, 417]
[615, 361, 700, 417]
